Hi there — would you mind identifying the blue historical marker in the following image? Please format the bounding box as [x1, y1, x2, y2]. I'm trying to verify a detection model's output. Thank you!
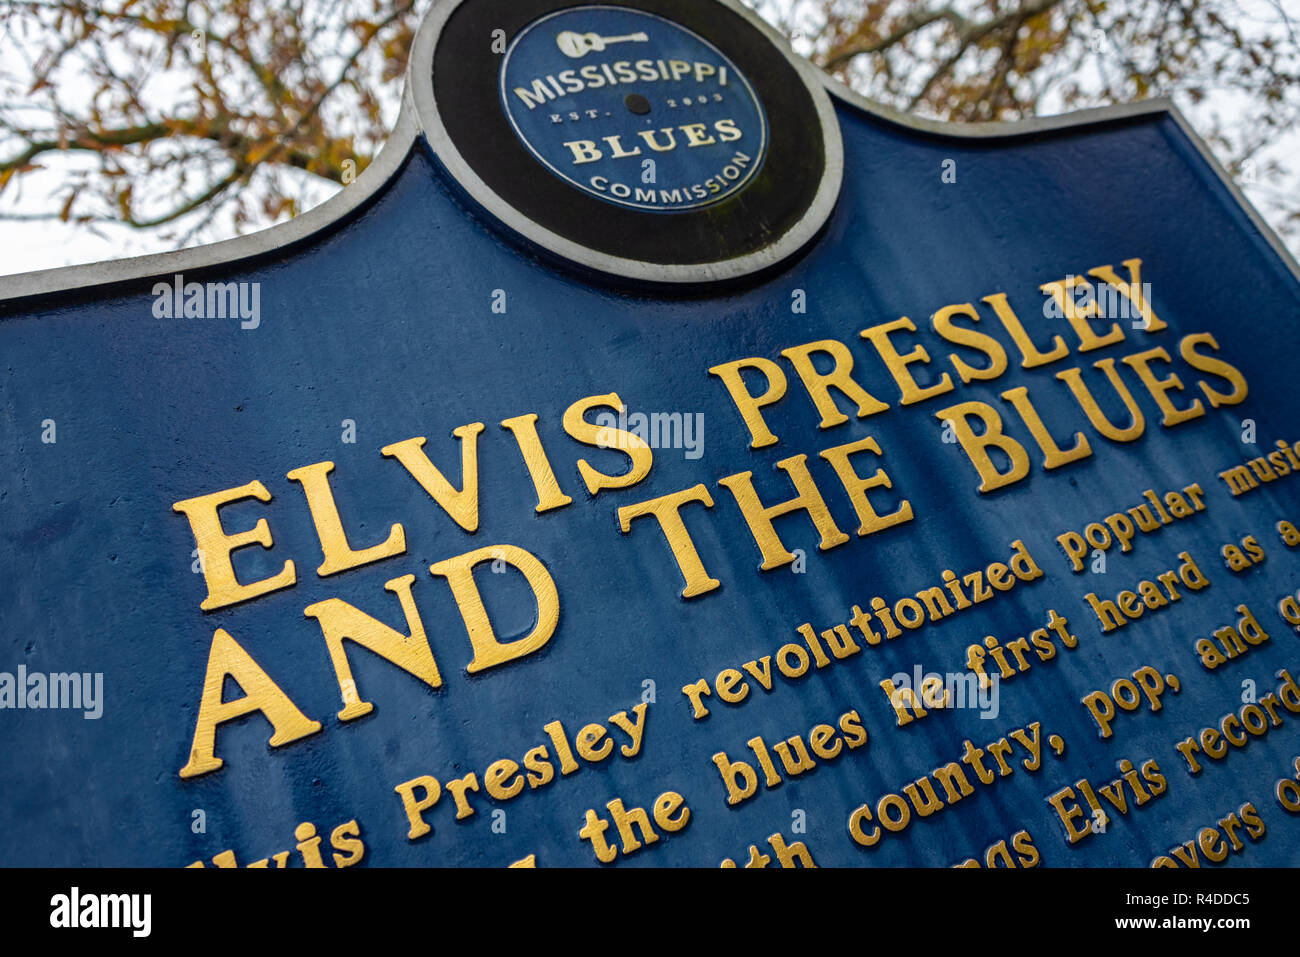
[2, 0, 1300, 870]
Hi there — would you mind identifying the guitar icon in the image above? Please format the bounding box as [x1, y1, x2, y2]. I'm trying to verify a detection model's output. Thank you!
[556, 30, 650, 58]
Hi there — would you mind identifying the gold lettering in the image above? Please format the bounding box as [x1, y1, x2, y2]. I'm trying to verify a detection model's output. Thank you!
[179, 629, 321, 779]
[381, 424, 486, 532]
[779, 339, 889, 429]
[172, 480, 296, 611]
[708, 357, 787, 449]
[718, 456, 850, 570]
[287, 461, 406, 576]
[618, 485, 720, 598]
[302, 574, 442, 721]
[562, 393, 653, 495]
[429, 545, 560, 674]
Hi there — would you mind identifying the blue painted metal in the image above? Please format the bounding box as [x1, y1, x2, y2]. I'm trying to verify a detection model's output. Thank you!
[1, 92, 1299, 867]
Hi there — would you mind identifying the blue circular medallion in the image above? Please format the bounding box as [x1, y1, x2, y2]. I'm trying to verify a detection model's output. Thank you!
[500, 5, 768, 212]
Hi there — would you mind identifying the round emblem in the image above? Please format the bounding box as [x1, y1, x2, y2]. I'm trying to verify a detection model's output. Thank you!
[499, 6, 768, 212]
[412, 0, 843, 284]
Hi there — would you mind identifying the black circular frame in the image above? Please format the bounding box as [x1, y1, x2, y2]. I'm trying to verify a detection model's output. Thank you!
[432, 0, 829, 268]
